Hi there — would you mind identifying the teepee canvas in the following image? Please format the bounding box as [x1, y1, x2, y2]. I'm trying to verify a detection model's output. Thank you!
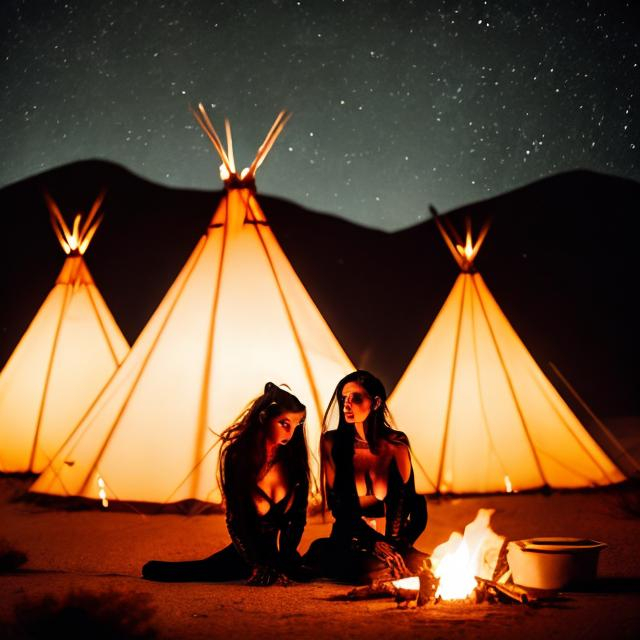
[31, 106, 353, 506]
[389, 216, 625, 494]
[0, 193, 129, 473]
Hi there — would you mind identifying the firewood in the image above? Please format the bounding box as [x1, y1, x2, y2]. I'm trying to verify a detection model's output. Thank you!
[417, 567, 440, 607]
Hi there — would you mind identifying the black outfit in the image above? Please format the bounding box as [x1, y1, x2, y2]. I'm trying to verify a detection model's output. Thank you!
[142, 473, 307, 583]
[303, 429, 427, 584]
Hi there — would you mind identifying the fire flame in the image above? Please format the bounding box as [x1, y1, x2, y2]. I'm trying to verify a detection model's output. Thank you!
[431, 508, 505, 600]
[392, 576, 420, 591]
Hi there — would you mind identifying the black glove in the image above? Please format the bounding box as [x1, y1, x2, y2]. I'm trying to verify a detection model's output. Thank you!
[246, 564, 290, 587]
[372, 540, 410, 579]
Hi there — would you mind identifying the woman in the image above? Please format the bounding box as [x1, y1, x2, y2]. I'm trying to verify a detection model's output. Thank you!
[303, 370, 427, 583]
[142, 382, 309, 586]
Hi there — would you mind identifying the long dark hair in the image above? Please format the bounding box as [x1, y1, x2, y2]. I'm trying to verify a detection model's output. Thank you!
[320, 370, 408, 511]
[322, 370, 406, 451]
[218, 382, 309, 509]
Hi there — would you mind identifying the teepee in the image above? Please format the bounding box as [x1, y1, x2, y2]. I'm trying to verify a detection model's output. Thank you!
[0, 193, 129, 473]
[31, 105, 353, 506]
[389, 215, 625, 494]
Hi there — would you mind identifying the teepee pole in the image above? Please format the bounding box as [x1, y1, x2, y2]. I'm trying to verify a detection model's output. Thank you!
[434, 215, 465, 271]
[28, 282, 74, 471]
[224, 119, 236, 174]
[78, 215, 103, 255]
[191, 104, 233, 175]
[471, 275, 549, 489]
[525, 361, 615, 482]
[193, 193, 232, 498]
[549, 362, 639, 474]
[247, 111, 291, 177]
[250, 194, 323, 492]
[78, 191, 106, 242]
[469, 283, 510, 481]
[430, 205, 464, 247]
[435, 275, 467, 493]
[85, 284, 121, 367]
[75, 238, 210, 497]
[470, 220, 490, 263]
[44, 192, 72, 242]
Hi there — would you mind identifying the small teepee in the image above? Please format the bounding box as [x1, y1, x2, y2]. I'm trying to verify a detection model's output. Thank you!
[389, 215, 625, 494]
[0, 193, 129, 473]
[31, 106, 353, 506]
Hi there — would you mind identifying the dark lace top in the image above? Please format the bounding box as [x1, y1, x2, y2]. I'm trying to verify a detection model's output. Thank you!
[224, 451, 307, 571]
[324, 428, 427, 553]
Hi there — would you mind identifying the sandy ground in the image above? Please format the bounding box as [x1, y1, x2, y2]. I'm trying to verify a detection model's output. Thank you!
[1, 477, 639, 639]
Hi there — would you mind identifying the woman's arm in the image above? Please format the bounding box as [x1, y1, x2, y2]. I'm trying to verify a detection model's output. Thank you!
[224, 483, 266, 568]
[321, 431, 360, 524]
[321, 432, 336, 491]
[224, 452, 284, 584]
[394, 444, 412, 484]
[278, 481, 308, 569]
[385, 443, 427, 548]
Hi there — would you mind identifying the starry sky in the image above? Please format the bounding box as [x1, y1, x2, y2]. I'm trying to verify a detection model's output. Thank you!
[2, 0, 638, 230]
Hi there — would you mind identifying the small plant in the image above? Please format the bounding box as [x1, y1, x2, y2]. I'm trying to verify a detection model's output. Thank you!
[10, 589, 158, 639]
[0, 538, 27, 572]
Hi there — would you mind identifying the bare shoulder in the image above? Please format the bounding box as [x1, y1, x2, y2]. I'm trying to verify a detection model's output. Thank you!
[387, 429, 410, 447]
[386, 431, 411, 482]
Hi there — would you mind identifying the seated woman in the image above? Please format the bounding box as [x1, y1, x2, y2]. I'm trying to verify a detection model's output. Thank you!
[142, 382, 309, 586]
[303, 370, 427, 584]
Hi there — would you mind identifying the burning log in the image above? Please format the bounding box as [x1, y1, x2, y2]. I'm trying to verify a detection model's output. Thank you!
[491, 540, 511, 583]
[343, 580, 398, 601]
[416, 564, 440, 607]
[429, 508, 506, 601]
[341, 575, 423, 607]
[475, 577, 557, 604]
[336, 509, 563, 608]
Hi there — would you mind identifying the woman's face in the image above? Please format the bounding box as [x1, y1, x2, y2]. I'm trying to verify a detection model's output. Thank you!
[265, 410, 305, 447]
[341, 381, 376, 424]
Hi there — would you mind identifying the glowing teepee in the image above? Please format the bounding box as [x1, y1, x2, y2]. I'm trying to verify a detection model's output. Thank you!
[0, 193, 129, 473]
[31, 105, 353, 505]
[389, 215, 625, 494]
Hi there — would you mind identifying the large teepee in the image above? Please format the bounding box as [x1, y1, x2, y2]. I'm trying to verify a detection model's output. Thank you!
[389, 215, 625, 494]
[31, 106, 353, 506]
[0, 193, 129, 473]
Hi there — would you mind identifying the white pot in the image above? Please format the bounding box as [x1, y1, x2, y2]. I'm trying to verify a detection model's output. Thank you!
[506, 537, 607, 590]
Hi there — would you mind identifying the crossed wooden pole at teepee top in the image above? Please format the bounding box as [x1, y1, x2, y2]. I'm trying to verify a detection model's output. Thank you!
[190, 103, 291, 183]
[45, 190, 106, 257]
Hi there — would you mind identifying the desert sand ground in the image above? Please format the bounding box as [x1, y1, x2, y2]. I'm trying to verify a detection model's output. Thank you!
[1, 476, 639, 640]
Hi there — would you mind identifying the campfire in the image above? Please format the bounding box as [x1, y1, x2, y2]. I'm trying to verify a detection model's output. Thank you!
[345, 508, 555, 606]
[427, 508, 505, 600]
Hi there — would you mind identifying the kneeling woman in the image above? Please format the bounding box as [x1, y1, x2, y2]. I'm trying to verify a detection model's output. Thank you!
[304, 370, 427, 583]
[143, 382, 309, 586]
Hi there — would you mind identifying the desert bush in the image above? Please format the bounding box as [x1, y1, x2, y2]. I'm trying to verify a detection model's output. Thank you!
[0, 538, 27, 572]
[8, 589, 157, 639]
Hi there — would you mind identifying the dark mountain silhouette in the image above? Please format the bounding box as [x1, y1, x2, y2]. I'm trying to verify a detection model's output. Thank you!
[1, 161, 637, 419]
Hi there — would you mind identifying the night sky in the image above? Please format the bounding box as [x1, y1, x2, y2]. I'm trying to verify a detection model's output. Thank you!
[2, 0, 638, 230]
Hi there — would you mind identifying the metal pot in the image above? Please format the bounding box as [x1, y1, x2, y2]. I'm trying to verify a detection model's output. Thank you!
[506, 537, 607, 590]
